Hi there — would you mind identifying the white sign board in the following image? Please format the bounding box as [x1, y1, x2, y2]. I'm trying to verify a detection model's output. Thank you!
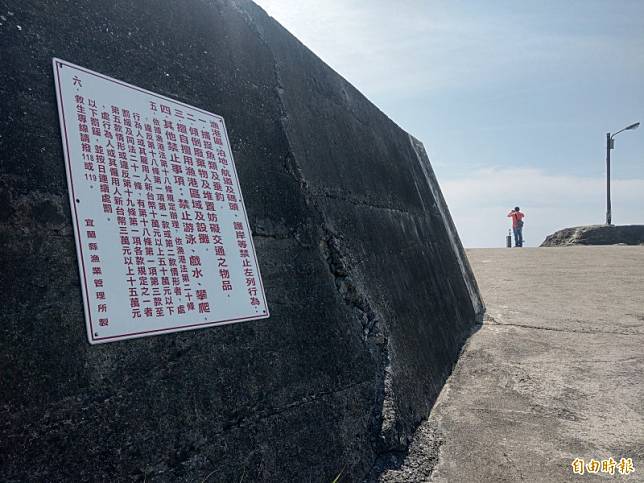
[53, 58, 269, 344]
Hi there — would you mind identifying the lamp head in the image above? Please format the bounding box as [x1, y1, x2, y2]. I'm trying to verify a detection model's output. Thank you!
[625, 122, 640, 131]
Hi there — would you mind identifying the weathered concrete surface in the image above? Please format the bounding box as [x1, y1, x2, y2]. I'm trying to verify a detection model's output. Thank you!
[541, 224, 644, 247]
[0, 1, 482, 481]
[381, 246, 644, 482]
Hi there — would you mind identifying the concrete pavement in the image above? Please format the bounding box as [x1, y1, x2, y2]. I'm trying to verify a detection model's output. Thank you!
[381, 246, 644, 482]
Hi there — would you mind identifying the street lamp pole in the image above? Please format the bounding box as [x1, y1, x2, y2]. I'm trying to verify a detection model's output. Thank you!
[606, 132, 612, 225]
[605, 122, 640, 225]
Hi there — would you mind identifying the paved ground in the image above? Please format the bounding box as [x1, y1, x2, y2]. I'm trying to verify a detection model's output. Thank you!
[381, 246, 644, 482]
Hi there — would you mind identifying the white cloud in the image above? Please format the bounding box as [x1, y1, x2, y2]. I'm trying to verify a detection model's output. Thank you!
[253, 0, 644, 101]
[440, 168, 644, 247]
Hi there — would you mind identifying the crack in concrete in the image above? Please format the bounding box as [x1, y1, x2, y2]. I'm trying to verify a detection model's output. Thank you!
[514, 357, 644, 365]
[485, 318, 642, 336]
[217, 379, 373, 434]
[251, 232, 290, 240]
[318, 232, 409, 478]
[311, 188, 411, 215]
[319, 235, 381, 341]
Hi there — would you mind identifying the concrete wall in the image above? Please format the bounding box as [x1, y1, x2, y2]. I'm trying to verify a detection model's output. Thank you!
[0, 1, 483, 480]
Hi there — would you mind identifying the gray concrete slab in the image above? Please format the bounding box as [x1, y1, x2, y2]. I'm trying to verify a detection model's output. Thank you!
[381, 246, 644, 482]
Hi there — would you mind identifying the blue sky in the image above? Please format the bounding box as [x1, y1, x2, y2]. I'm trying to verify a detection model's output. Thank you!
[254, 0, 644, 247]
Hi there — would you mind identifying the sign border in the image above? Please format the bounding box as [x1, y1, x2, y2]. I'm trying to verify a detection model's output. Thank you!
[52, 57, 270, 344]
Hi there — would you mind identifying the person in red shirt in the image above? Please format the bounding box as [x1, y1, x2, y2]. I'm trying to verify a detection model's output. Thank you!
[507, 207, 525, 247]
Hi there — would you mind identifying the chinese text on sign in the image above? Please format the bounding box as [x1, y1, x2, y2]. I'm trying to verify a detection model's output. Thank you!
[53, 58, 269, 344]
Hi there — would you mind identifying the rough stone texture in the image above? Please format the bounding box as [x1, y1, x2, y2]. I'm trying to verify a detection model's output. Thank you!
[541, 224, 644, 247]
[381, 247, 644, 482]
[0, 1, 482, 481]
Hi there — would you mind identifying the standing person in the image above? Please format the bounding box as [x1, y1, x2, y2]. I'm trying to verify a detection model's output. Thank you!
[507, 207, 525, 247]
